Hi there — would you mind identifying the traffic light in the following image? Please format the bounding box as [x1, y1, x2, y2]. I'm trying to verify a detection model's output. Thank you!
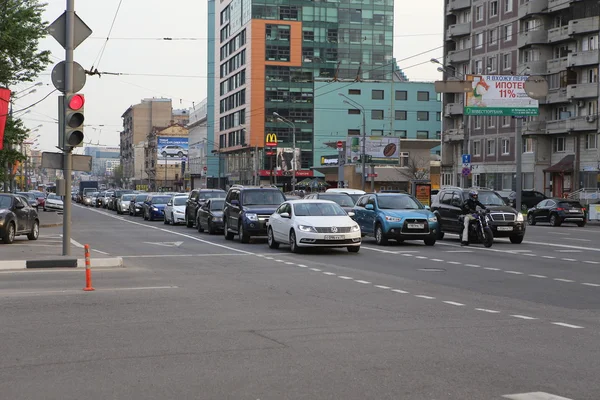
[64, 94, 85, 148]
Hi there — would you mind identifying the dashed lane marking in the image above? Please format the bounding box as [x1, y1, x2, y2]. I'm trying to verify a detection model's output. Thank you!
[484, 267, 501, 271]
[415, 295, 435, 299]
[584, 261, 600, 264]
[554, 278, 575, 283]
[552, 322, 584, 329]
[430, 258, 444, 262]
[297, 264, 308, 268]
[564, 238, 591, 242]
[475, 308, 500, 313]
[374, 285, 391, 289]
[391, 289, 409, 294]
[465, 264, 481, 268]
[446, 261, 461, 265]
[505, 271, 524, 275]
[503, 392, 574, 400]
[415, 256, 428, 259]
[556, 249, 583, 252]
[322, 272, 336, 276]
[582, 283, 600, 287]
[309, 268, 322, 272]
[354, 280, 371, 284]
[529, 274, 547, 278]
[561, 258, 577, 262]
[443, 301, 465, 306]
[284, 262, 295, 265]
[337, 276, 353, 279]
[510, 315, 537, 320]
[542, 256, 556, 259]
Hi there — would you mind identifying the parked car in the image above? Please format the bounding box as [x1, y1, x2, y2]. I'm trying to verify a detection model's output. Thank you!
[89, 192, 99, 207]
[431, 187, 526, 244]
[196, 198, 226, 234]
[143, 194, 172, 221]
[0, 194, 40, 244]
[515, 190, 547, 210]
[303, 192, 356, 214]
[102, 191, 114, 208]
[164, 194, 188, 225]
[527, 198, 586, 227]
[129, 193, 148, 216]
[326, 188, 366, 204]
[184, 189, 226, 228]
[16, 192, 39, 209]
[223, 185, 286, 243]
[267, 199, 361, 253]
[116, 193, 137, 215]
[110, 189, 134, 211]
[44, 194, 64, 211]
[28, 191, 46, 210]
[352, 193, 438, 246]
[96, 191, 106, 208]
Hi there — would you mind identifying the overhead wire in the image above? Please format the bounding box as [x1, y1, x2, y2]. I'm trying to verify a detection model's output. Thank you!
[90, 0, 125, 71]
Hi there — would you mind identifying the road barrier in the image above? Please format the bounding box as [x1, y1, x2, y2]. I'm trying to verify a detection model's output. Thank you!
[83, 244, 95, 291]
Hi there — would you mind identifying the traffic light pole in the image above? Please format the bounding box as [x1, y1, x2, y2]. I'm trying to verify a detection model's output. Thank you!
[62, 0, 75, 256]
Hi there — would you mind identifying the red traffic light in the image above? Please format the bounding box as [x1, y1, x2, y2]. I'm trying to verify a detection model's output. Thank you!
[68, 94, 85, 110]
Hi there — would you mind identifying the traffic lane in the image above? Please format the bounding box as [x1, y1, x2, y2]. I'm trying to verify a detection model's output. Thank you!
[1, 254, 599, 399]
[521, 224, 600, 246]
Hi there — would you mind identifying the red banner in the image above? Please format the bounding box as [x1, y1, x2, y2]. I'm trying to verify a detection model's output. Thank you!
[0, 87, 10, 151]
[259, 169, 314, 177]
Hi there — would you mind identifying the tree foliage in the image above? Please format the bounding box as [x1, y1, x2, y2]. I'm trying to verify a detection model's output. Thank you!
[112, 164, 124, 188]
[0, 117, 28, 183]
[0, 0, 52, 87]
[395, 155, 431, 181]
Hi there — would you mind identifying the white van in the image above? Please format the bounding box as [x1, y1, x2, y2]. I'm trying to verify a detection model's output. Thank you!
[326, 188, 366, 203]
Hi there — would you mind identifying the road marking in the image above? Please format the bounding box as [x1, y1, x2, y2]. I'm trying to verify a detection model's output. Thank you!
[120, 253, 251, 258]
[521, 240, 600, 252]
[338, 276, 353, 279]
[510, 315, 537, 320]
[554, 278, 575, 282]
[0, 286, 178, 297]
[415, 295, 435, 299]
[255, 254, 265, 257]
[542, 256, 556, 259]
[401, 253, 413, 257]
[354, 280, 370, 284]
[523, 253, 537, 256]
[374, 285, 391, 289]
[391, 289, 409, 294]
[275, 259, 285, 263]
[549, 232, 570, 235]
[322, 272, 336, 276]
[446, 261, 461, 265]
[69, 238, 85, 248]
[561, 258, 577, 262]
[143, 241, 184, 247]
[445, 250, 472, 253]
[265, 257, 274, 260]
[415, 256, 428, 259]
[443, 301, 464, 306]
[475, 308, 500, 313]
[296, 264, 308, 268]
[564, 238, 591, 242]
[92, 249, 110, 255]
[465, 264, 481, 268]
[529, 274, 547, 278]
[503, 392, 574, 400]
[309, 268, 322, 272]
[284, 261, 295, 265]
[430, 258, 443, 262]
[584, 260, 599, 264]
[556, 249, 583, 252]
[582, 282, 600, 287]
[484, 267, 501, 271]
[438, 239, 600, 254]
[551, 322, 584, 329]
[505, 271, 524, 275]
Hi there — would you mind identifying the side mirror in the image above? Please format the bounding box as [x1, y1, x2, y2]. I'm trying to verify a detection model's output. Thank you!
[15, 203, 25, 209]
[451, 200, 462, 207]
[231, 200, 240, 207]
[167, 202, 172, 206]
[280, 212, 291, 219]
[347, 211, 355, 218]
[424, 205, 431, 210]
[365, 204, 374, 210]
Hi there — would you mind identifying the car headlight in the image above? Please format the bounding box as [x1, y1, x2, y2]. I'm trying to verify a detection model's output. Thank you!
[213, 217, 222, 221]
[351, 224, 360, 232]
[245, 213, 258, 221]
[428, 216, 437, 222]
[385, 215, 401, 222]
[516, 213, 524, 222]
[298, 225, 317, 233]
[121, 202, 127, 207]
[152, 207, 158, 211]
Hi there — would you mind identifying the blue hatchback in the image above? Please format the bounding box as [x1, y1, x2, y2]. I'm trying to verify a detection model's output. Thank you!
[352, 193, 439, 246]
[143, 194, 171, 221]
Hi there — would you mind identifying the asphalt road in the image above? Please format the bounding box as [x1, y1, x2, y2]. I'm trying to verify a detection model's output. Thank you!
[1, 204, 599, 400]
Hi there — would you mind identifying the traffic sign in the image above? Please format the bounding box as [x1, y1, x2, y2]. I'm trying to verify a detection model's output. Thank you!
[47, 11, 93, 50]
[52, 61, 87, 93]
[462, 154, 471, 164]
[367, 173, 378, 178]
[461, 167, 471, 177]
[265, 133, 278, 147]
[337, 140, 343, 149]
[203, 166, 207, 171]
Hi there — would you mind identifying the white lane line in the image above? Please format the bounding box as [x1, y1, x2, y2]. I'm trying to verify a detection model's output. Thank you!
[437, 239, 600, 254]
[549, 232, 570, 235]
[430, 258, 444, 262]
[275, 259, 285, 263]
[542, 256, 556, 259]
[415, 295, 435, 299]
[529, 274, 547, 278]
[374, 285, 391, 289]
[582, 282, 600, 287]
[552, 322, 584, 329]
[255, 254, 264, 257]
[554, 278, 575, 283]
[445, 250, 473, 253]
[443, 301, 465, 306]
[560, 258, 577, 262]
[92, 249, 110, 255]
[446, 261, 461, 265]
[309, 268, 322, 272]
[397, 250, 421, 253]
[415, 256, 428, 259]
[0, 286, 179, 296]
[401, 254, 413, 257]
[465, 264, 481, 268]
[265, 257, 274, 260]
[338, 276, 353, 279]
[69, 238, 85, 248]
[484, 267, 501, 271]
[322, 272, 336, 276]
[296, 264, 308, 268]
[523, 253, 537, 257]
[556, 249, 583, 252]
[522, 240, 600, 252]
[475, 308, 500, 313]
[565, 238, 591, 242]
[391, 289, 409, 294]
[284, 262, 295, 265]
[505, 270, 524, 275]
[584, 260, 600, 264]
[510, 315, 537, 320]
[503, 391, 575, 400]
[354, 280, 371, 284]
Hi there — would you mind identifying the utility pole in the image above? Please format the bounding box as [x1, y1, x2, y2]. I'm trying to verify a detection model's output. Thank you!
[338, 93, 367, 191]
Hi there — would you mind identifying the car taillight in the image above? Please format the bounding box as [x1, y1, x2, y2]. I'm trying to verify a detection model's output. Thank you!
[582, 207, 586, 212]
[555, 207, 564, 211]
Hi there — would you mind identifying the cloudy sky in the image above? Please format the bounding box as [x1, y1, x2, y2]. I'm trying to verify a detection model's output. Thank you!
[14, 0, 443, 153]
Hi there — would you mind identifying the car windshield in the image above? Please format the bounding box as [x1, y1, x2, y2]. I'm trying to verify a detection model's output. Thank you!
[243, 190, 285, 205]
[319, 194, 355, 207]
[17, 192, 35, 199]
[476, 191, 505, 206]
[558, 201, 582, 208]
[200, 192, 225, 200]
[0, 195, 12, 209]
[151, 196, 171, 205]
[210, 200, 225, 210]
[294, 202, 347, 216]
[135, 194, 147, 202]
[377, 195, 422, 210]
[122, 194, 136, 201]
[47, 195, 61, 200]
[348, 194, 362, 203]
[173, 197, 187, 206]
[91, 192, 99, 196]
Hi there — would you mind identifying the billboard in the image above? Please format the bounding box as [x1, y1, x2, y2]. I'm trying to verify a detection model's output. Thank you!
[157, 136, 189, 165]
[276, 148, 300, 172]
[346, 136, 400, 165]
[464, 75, 539, 116]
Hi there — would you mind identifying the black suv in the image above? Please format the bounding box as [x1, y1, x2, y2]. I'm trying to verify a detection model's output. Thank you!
[185, 189, 226, 228]
[431, 187, 526, 244]
[223, 185, 286, 243]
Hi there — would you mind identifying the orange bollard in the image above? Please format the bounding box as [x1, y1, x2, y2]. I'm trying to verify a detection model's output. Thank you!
[83, 244, 95, 291]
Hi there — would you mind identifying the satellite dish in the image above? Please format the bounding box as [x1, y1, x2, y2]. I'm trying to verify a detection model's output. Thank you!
[524, 76, 549, 99]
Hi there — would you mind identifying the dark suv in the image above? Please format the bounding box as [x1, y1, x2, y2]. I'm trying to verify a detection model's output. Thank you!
[223, 185, 286, 243]
[431, 187, 526, 244]
[185, 189, 226, 228]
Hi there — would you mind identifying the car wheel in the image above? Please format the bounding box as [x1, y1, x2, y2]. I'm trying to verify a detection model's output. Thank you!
[527, 213, 536, 225]
[267, 227, 279, 249]
[375, 224, 388, 246]
[509, 235, 524, 244]
[347, 246, 360, 253]
[43, 207, 46, 212]
[550, 214, 561, 227]
[164, 214, 170, 224]
[143, 211, 148, 220]
[424, 237, 436, 246]
[148, 212, 154, 221]
[289, 230, 300, 253]
[239, 221, 250, 244]
[162, 151, 167, 157]
[2, 222, 16, 244]
[177, 151, 184, 157]
[577, 221, 586, 227]
[224, 219, 234, 240]
[186, 213, 194, 228]
[197, 217, 204, 232]
[27, 220, 39, 241]
[207, 220, 215, 235]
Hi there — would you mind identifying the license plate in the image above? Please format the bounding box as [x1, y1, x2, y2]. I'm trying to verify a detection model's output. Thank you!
[324, 235, 344, 240]
[497, 226, 513, 231]
[407, 223, 424, 229]
[569, 209, 580, 213]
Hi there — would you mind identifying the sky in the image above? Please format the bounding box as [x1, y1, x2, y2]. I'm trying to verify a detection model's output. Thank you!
[14, 0, 444, 154]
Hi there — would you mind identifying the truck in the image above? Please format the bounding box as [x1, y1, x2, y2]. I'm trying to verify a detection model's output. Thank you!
[78, 181, 99, 203]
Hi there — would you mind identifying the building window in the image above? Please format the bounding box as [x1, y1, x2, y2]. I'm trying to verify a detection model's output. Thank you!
[588, 67, 598, 83]
[503, 24, 513, 41]
[475, 59, 483, 74]
[219, 134, 227, 148]
[472, 173, 481, 187]
[490, 0, 498, 17]
[487, 139, 496, 155]
[348, 129, 360, 136]
[474, 116, 482, 129]
[395, 90, 407, 100]
[436, 112, 441, 121]
[489, 28, 498, 45]
[502, 53, 511, 70]
[487, 116, 496, 128]
[502, 116, 511, 126]
[442, 173, 453, 186]
[372, 90, 384, 100]
[586, 133, 598, 149]
[400, 152, 409, 167]
[488, 56, 497, 72]
[436, 131, 441, 139]
[417, 111, 429, 121]
[395, 110, 407, 120]
[473, 140, 481, 156]
[394, 130, 407, 137]
[475, 5, 483, 21]
[348, 89, 361, 95]
[504, 0, 512, 13]
[416, 131, 429, 139]
[371, 110, 384, 120]
[417, 91, 429, 101]
[371, 129, 383, 135]
[523, 137, 534, 153]
[553, 137, 566, 152]
[501, 138, 510, 154]
[348, 109, 360, 115]
[475, 33, 484, 49]
[502, 173, 512, 190]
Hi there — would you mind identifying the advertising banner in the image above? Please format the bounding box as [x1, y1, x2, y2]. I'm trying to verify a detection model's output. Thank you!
[346, 136, 399, 165]
[0, 87, 11, 150]
[157, 136, 189, 165]
[464, 75, 539, 116]
[276, 148, 300, 172]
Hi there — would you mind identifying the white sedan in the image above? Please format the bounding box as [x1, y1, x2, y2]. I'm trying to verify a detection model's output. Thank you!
[164, 195, 188, 225]
[45, 194, 64, 211]
[267, 199, 361, 253]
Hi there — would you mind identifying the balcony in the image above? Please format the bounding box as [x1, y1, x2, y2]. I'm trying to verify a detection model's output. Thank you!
[547, 26, 569, 43]
[517, 29, 548, 48]
[518, 60, 546, 75]
[445, 103, 464, 116]
[446, 0, 471, 13]
[566, 83, 598, 99]
[523, 120, 547, 134]
[447, 48, 470, 64]
[518, 0, 549, 18]
[443, 129, 465, 143]
[568, 49, 599, 67]
[546, 116, 597, 134]
[545, 88, 568, 104]
[568, 17, 600, 36]
[446, 23, 471, 40]
[546, 57, 568, 74]
[548, 0, 573, 12]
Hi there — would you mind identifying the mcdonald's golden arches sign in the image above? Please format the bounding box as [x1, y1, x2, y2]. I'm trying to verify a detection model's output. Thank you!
[265, 133, 277, 147]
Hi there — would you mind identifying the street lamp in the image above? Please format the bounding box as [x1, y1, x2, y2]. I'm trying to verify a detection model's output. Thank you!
[273, 112, 297, 189]
[338, 93, 367, 191]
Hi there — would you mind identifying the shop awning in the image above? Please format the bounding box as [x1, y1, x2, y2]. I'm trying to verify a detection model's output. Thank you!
[543, 154, 574, 173]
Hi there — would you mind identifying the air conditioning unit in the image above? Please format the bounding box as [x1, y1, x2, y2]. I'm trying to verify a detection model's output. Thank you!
[577, 101, 585, 107]
[586, 115, 596, 123]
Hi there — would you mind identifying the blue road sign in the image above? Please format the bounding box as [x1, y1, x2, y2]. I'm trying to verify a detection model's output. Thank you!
[462, 154, 471, 164]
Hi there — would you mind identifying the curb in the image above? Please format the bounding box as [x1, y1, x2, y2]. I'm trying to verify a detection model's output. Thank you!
[41, 223, 63, 228]
[0, 257, 124, 271]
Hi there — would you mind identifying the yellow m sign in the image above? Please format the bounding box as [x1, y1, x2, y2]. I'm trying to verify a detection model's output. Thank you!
[265, 133, 278, 147]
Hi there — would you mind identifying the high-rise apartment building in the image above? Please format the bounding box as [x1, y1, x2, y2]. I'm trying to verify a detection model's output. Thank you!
[442, 0, 600, 195]
[208, 0, 395, 186]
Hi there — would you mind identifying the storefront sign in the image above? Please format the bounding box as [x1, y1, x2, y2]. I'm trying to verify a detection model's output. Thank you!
[259, 169, 314, 177]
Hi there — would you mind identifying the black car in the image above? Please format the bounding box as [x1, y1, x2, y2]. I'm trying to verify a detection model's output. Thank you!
[110, 189, 134, 211]
[0, 194, 40, 244]
[223, 185, 286, 243]
[16, 192, 39, 209]
[184, 189, 226, 228]
[431, 187, 526, 244]
[129, 193, 148, 216]
[527, 198, 586, 227]
[196, 198, 226, 234]
[303, 192, 356, 214]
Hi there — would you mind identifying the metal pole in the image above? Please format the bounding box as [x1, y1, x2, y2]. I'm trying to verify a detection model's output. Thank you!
[218, 151, 222, 189]
[62, 0, 75, 256]
[515, 117, 523, 212]
[370, 164, 375, 192]
[462, 115, 470, 188]
[338, 148, 345, 188]
[292, 123, 296, 191]
[362, 110, 366, 191]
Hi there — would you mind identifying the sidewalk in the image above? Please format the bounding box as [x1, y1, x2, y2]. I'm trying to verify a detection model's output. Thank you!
[38, 210, 63, 228]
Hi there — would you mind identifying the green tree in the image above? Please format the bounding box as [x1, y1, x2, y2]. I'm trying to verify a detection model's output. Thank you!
[0, 117, 28, 187]
[112, 164, 124, 188]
